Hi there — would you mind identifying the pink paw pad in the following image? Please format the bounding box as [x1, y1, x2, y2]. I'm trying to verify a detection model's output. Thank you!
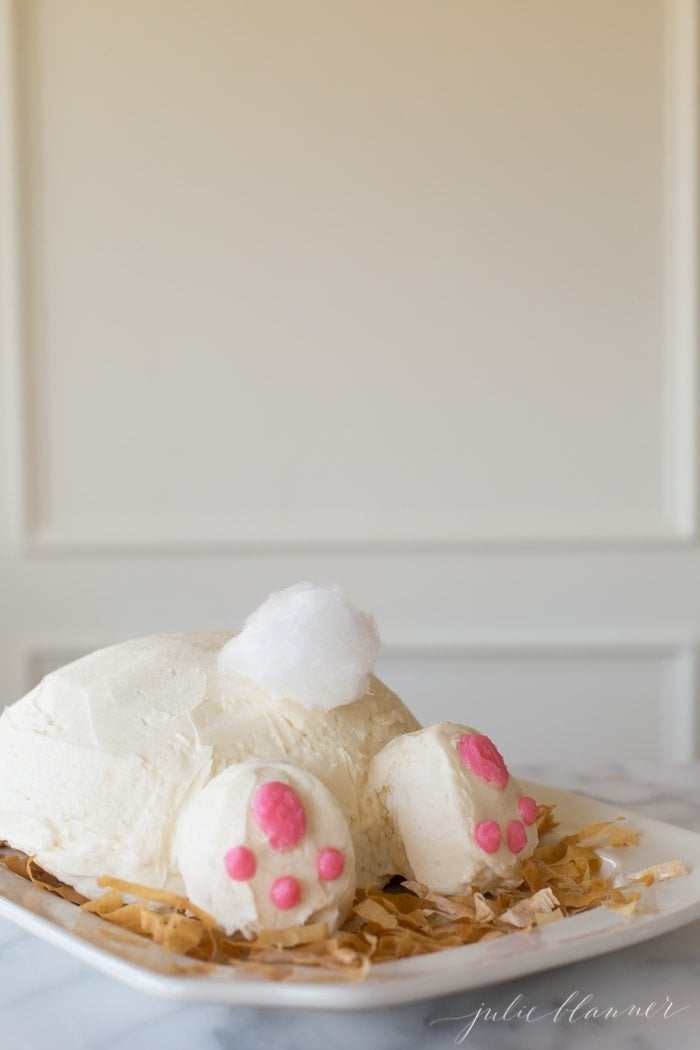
[474, 819, 502, 853]
[517, 796, 538, 826]
[223, 845, 256, 881]
[458, 733, 510, 789]
[270, 875, 301, 910]
[507, 819, 528, 854]
[253, 781, 307, 851]
[316, 847, 345, 881]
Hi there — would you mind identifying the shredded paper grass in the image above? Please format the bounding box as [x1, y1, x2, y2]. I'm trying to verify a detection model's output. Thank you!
[0, 805, 687, 983]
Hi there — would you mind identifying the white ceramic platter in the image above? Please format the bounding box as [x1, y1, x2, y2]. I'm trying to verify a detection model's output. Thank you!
[1, 781, 699, 1010]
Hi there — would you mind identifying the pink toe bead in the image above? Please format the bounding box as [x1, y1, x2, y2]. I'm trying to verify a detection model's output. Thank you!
[316, 847, 345, 881]
[223, 845, 257, 881]
[253, 781, 307, 851]
[270, 875, 301, 910]
[474, 819, 502, 853]
[517, 796, 539, 826]
[507, 819, 528, 854]
[457, 733, 510, 789]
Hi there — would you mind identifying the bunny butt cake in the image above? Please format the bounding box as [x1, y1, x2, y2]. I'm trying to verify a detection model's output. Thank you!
[0, 583, 538, 936]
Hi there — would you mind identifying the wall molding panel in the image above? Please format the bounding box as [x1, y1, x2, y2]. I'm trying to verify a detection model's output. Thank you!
[0, 0, 696, 553]
[662, 0, 700, 540]
[2, 2, 699, 766]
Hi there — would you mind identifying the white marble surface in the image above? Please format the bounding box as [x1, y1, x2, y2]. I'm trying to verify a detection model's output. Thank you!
[1, 763, 698, 1050]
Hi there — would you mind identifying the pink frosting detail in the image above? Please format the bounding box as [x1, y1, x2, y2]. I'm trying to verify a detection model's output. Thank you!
[517, 796, 539, 826]
[270, 875, 301, 910]
[223, 845, 257, 881]
[253, 781, 307, 851]
[473, 819, 502, 854]
[507, 819, 528, 854]
[316, 847, 345, 881]
[457, 733, 510, 789]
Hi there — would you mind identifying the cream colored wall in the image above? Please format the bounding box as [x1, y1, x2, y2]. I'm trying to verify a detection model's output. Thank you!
[1, 0, 699, 763]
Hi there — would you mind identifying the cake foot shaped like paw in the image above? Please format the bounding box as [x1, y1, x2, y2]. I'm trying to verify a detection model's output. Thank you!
[369, 722, 539, 894]
[176, 759, 356, 936]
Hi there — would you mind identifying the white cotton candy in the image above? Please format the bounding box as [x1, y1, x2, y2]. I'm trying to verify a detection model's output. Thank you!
[218, 583, 380, 710]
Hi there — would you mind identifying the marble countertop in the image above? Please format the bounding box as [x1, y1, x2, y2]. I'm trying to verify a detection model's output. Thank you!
[1, 762, 698, 1050]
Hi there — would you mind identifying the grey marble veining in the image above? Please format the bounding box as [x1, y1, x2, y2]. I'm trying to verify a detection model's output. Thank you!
[0, 763, 698, 1050]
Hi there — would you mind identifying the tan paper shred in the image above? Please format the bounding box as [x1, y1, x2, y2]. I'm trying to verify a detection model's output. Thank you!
[535, 907, 564, 925]
[96, 875, 219, 927]
[354, 897, 400, 929]
[500, 887, 559, 928]
[620, 859, 689, 886]
[3, 854, 86, 905]
[473, 892, 496, 923]
[0, 804, 689, 982]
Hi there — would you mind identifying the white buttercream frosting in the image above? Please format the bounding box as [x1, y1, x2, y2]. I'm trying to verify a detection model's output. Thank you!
[177, 760, 356, 936]
[218, 583, 380, 710]
[369, 722, 538, 893]
[0, 588, 539, 936]
[0, 631, 418, 908]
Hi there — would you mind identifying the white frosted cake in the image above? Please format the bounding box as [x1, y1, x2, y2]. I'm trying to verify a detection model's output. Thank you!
[0, 583, 539, 936]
